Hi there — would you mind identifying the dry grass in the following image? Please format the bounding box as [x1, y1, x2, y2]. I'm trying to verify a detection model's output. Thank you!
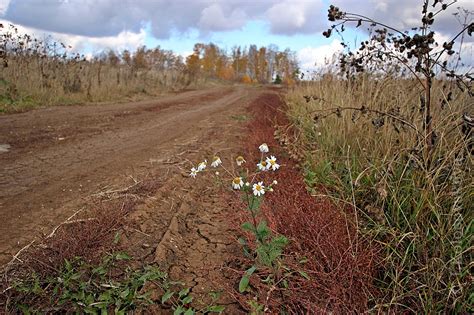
[0, 24, 190, 113]
[224, 91, 379, 313]
[0, 176, 162, 312]
[285, 74, 473, 313]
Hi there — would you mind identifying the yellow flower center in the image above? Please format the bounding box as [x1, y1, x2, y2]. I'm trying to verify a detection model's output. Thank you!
[233, 178, 241, 185]
[269, 160, 276, 165]
[255, 185, 262, 191]
[261, 161, 267, 166]
[236, 156, 244, 162]
[213, 156, 219, 162]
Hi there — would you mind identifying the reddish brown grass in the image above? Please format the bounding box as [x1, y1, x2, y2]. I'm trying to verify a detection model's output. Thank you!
[0, 176, 161, 310]
[232, 90, 379, 313]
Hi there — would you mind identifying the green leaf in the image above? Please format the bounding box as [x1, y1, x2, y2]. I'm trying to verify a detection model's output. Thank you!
[174, 306, 184, 315]
[115, 252, 132, 261]
[261, 275, 272, 283]
[256, 246, 272, 266]
[256, 221, 270, 240]
[207, 305, 225, 313]
[184, 309, 194, 315]
[241, 222, 254, 232]
[237, 237, 247, 245]
[161, 291, 174, 304]
[181, 295, 193, 305]
[120, 288, 130, 299]
[113, 231, 121, 244]
[299, 257, 308, 264]
[70, 272, 82, 280]
[92, 266, 107, 276]
[239, 274, 250, 293]
[179, 287, 190, 298]
[248, 195, 262, 211]
[298, 270, 310, 280]
[272, 235, 289, 247]
[246, 265, 257, 275]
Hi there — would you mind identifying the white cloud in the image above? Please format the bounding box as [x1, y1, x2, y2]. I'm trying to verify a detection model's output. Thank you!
[4, 0, 327, 39]
[332, 0, 474, 38]
[199, 4, 247, 31]
[298, 40, 343, 71]
[61, 29, 146, 53]
[0, 18, 146, 54]
[266, 0, 325, 35]
[2, 0, 471, 41]
[0, 0, 10, 16]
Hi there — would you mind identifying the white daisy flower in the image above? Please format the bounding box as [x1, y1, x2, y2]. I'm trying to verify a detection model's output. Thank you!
[266, 156, 280, 171]
[197, 160, 207, 172]
[211, 156, 222, 168]
[259, 143, 269, 153]
[245, 182, 250, 187]
[272, 180, 278, 185]
[190, 167, 198, 178]
[252, 182, 265, 197]
[232, 177, 244, 190]
[236, 156, 246, 166]
[257, 160, 268, 171]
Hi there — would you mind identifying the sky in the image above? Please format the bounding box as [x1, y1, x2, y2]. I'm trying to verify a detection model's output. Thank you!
[0, 0, 472, 71]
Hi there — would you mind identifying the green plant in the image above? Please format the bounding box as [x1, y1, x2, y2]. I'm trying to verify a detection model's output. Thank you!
[239, 193, 288, 269]
[160, 285, 225, 314]
[9, 252, 162, 313]
[189, 144, 288, 298]
[7, 251, 225, 314]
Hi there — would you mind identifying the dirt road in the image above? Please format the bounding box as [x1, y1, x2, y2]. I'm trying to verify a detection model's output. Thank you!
[0, 86, 263, 268]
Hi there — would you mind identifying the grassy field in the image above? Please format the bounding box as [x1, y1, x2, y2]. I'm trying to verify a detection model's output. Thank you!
[284, 74, 473, 312]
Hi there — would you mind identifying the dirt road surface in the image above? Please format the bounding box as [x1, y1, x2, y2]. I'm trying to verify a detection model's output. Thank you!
[0, 86, 264, 273]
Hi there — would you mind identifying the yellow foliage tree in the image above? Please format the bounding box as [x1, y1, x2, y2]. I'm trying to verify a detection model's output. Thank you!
[241, 74, 252, 84]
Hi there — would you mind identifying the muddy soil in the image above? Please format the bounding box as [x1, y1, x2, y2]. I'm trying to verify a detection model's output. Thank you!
[0, 86, 265, 273]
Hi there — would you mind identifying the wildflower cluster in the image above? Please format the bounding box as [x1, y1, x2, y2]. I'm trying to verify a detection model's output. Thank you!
[188, 143, 288, 293]
[189, 142, 280, 198]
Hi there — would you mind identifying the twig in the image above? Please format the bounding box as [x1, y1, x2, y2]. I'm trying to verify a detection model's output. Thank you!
[46, 207, 86, 239]
[4, 240, 35, 267]
[92, 181, 142, 197]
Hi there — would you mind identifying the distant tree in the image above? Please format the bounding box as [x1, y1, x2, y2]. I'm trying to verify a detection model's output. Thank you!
[106, 50, 120, 66]
[122, 50, 132, 66]
[273, 74, 282, 84]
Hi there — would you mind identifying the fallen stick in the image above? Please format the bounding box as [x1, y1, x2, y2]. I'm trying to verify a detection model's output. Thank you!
[46, 207, 86, 239]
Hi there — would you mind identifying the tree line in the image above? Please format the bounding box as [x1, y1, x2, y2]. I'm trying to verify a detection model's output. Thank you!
[0, 23, 299, 111]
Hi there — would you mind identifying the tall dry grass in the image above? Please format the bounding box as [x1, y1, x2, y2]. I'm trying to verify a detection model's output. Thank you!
[285, 73, 472, 313]
[0, 24, 189, 113]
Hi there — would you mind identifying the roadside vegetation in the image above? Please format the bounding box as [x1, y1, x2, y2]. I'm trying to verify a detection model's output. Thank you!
[284, 1, 473, 313]
[0, 23, 298, 113]
[1, 1, 472, 314]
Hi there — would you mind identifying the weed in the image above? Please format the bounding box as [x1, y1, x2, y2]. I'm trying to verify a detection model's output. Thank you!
[5, 251, 226, 314]
[189, 143, 290, 309]
[7, 252, 163, 313]
[284, 1, 473, 312]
